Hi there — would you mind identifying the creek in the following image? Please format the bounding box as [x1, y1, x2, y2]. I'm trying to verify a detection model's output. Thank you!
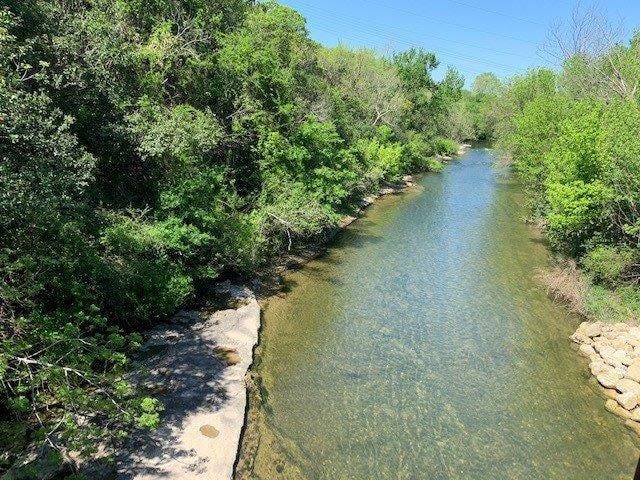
[249, 148, 639, 479]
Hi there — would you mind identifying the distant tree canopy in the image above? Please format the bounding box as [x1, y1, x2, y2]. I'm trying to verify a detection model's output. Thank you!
[0, 0, 464, 467]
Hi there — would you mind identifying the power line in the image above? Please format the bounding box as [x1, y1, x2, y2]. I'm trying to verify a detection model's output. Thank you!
[310, 20, 518, 71]
[294, 5, 538, 72]
[296, 1, 544, 63]
[353, 0, 540, 45]
[310, 24, 515, 76]
[435, 0, 545, 25]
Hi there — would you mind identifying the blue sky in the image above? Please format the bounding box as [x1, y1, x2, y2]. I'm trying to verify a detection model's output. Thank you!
[279, 0, 640, 85]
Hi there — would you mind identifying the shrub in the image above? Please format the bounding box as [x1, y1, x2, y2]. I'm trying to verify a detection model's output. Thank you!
[582, 246, 636, 287]
[357, 137, 406, 182]
[432, 136, 458, 156]
[425, 157, 445, 172]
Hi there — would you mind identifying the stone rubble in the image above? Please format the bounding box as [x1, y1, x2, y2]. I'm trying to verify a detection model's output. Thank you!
[572, 321, 640, 435]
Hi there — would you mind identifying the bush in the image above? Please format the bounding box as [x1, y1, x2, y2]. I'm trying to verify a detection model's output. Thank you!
[425, 157, 445, 172]
[357, 137, 406, 182]
[432, 136, 458, 156]
[545, 180, 613, 251]
[582, 246, 636, 287]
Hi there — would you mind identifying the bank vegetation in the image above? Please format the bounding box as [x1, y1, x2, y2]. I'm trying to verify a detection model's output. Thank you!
[462, 8, 640, 324]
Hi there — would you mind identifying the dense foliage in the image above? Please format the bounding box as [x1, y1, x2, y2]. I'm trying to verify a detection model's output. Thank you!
[475, 33, 640, 319]
[0, 0, 463, 467]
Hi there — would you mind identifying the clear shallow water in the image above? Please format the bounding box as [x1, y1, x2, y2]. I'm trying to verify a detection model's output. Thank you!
[251, 149, 640, 479]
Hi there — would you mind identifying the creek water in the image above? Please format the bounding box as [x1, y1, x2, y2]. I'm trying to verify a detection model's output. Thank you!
[249, 148, 640, 479]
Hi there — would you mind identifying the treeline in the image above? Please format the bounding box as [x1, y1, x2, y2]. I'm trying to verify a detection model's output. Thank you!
[467, 29, 640, 319]
[0, 0, 464, 465]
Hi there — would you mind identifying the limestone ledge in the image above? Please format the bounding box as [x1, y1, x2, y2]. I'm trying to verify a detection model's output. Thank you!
[116, 282, 261, 480]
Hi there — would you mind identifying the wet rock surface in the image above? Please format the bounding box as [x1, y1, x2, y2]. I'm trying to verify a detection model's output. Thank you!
[572, 321, 640, 435]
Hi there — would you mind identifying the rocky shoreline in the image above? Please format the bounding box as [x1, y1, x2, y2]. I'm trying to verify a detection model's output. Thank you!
[115, 283, 261, 480]
[571, 321, 640, 435]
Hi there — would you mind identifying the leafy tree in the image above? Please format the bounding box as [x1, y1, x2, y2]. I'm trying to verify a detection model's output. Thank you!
[491, 33, 640, 291]
[0, 0, 461, 468]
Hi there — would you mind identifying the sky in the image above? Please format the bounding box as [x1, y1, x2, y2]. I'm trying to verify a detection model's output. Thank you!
[279, 0, 640, 85]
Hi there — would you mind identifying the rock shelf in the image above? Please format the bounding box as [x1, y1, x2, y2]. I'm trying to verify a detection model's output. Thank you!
[116, 282, 260, 480]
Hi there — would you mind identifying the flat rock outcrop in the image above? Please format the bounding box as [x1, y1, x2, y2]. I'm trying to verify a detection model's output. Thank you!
[116, 282, 260, 480]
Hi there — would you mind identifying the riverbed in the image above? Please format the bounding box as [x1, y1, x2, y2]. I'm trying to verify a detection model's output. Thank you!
[246, 148, 640, 479]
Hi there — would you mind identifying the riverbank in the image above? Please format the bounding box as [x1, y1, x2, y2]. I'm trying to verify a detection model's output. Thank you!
[535, 248, 640, 436]
[547, 265, 640, 437]
[570, 321, 640, 435]
[114, 283, 260, 480]
[97, 147, 470, 480]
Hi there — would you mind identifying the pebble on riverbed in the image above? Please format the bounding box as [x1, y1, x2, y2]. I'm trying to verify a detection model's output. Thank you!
[572, 321, 640, 434]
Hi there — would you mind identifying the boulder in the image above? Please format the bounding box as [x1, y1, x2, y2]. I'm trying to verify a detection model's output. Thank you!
[602, 330, 619, 341]
[618, 331, 640, 347]
[601, 348, 631, 368]
[598, 345, 615, 358]
[597, 370, 623, 389]
[584, 321, 604, 338]
[575, 321, 589, 333]
[579, 343, 597, 358]
[610, 337, 633, 352]
[615, 378, 640, 394]
[626, 359, 640, 383]
[571, 331, 591, 344]
[593, 338, 612, 353]
[360, 197, 375, 208]
[590, 361, 612, 376]
[629, 407, 640, 422]
[619, 350, 634, 366]
[339, 215, 357, 228]
[615, 365, 629, 377]
[606, 398, 632, 419]
[603, 388, 619, 400]
[618, 391, 640, 411]
[625, 420, 640, 436]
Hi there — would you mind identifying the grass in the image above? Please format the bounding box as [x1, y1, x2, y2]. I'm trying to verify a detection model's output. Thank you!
[537, 258, 640, 324]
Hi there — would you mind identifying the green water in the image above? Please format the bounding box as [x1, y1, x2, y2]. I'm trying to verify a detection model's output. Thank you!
[251, 149, 640, 479]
